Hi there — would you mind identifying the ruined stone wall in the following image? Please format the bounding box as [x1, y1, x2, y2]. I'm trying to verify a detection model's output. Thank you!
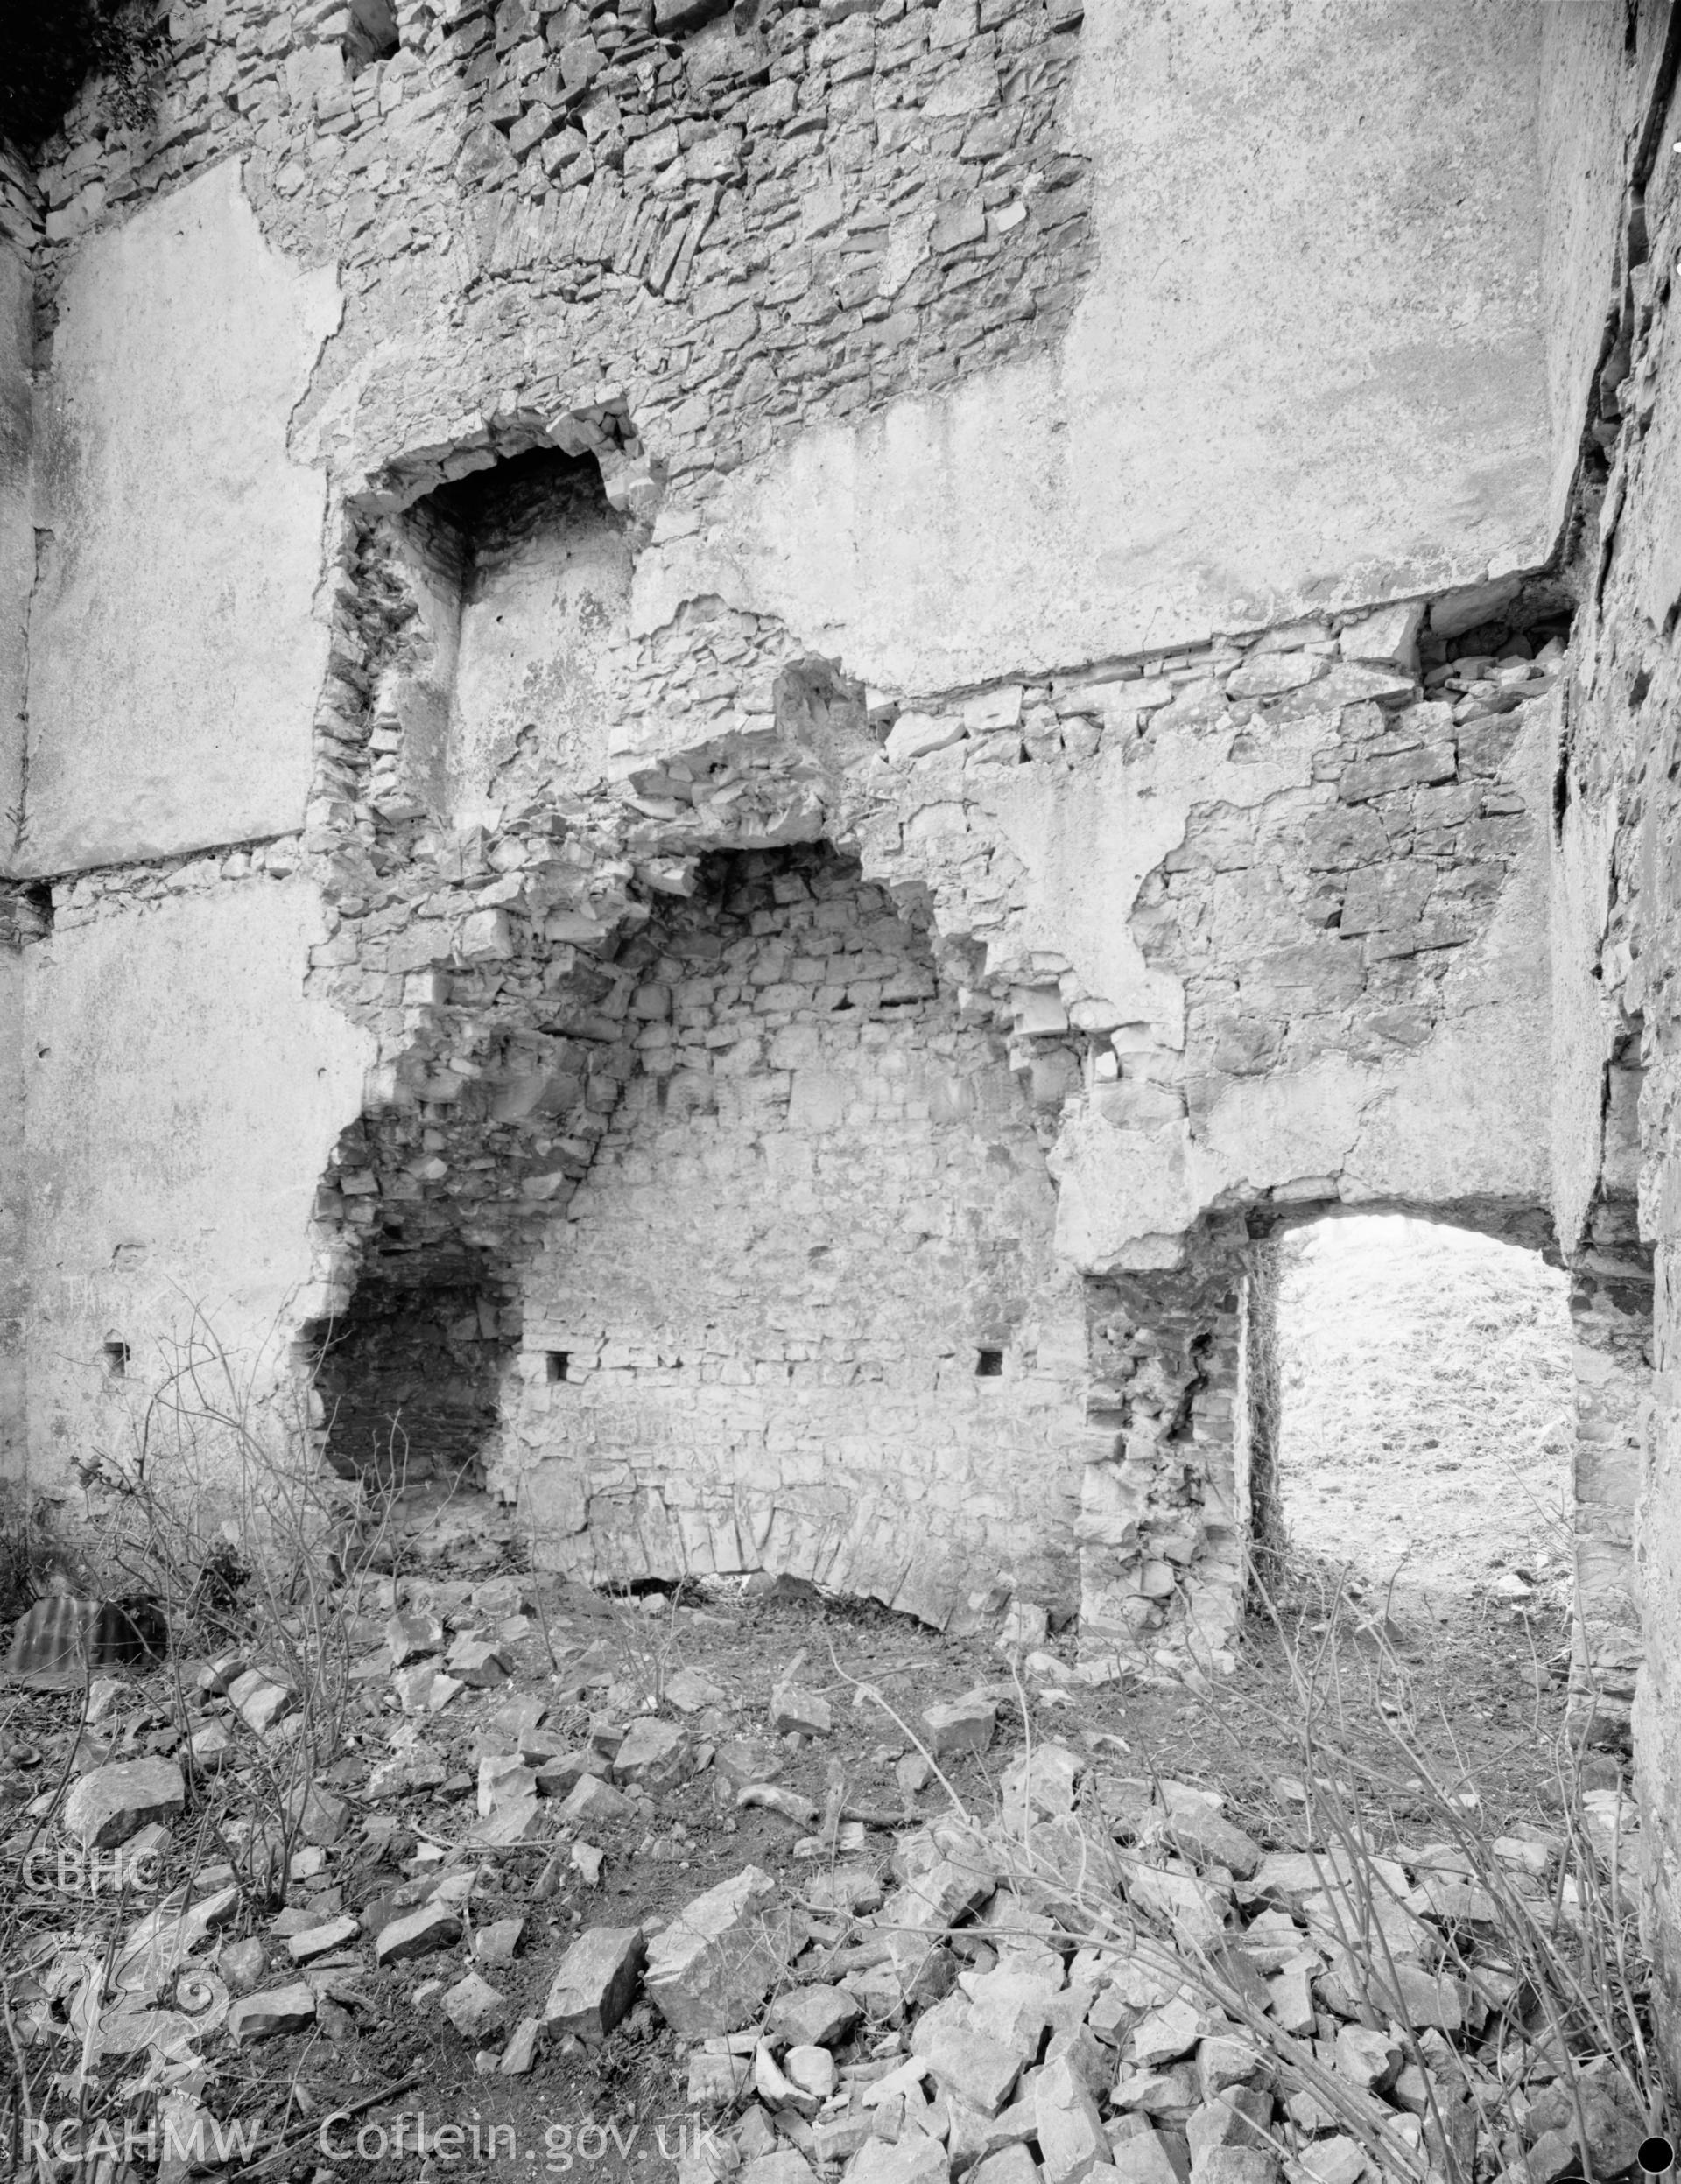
[506, 843, 1084, 1626]
[1540, 19, 1681, 2073]
[0, 0, 1614, 1674]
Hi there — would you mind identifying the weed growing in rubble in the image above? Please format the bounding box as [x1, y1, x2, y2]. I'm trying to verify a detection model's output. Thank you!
[827, 1584, 1662, 2184]
[1228, 1576, 1662, 2166]
[601, 1584, 688, 1708]
[73, 1301, 407, 1905]
[511, 1491, 691, 1704]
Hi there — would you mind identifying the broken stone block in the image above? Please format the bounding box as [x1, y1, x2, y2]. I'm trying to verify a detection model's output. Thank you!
[1128, 1999, 1202, 2069]
[756, 2040, 818, 2115]
[198, 1651, 247, 1696]
[769, 1683, 833, 1736]
[393, 1663, 440, 1713]
[533, 1748, 604, 1796]
[543, 1925, 645, 2042]
[813, 2110, 876, 2165]
[1196, 2036, 1262, 2097]
[387, 1610, 444, 1664]
[644, 1865, 790, 2034]
[65, 1758, 186, 1850]
[689, 2051, 753, 2107]
[1264, 1962, 1315, 2035]
[1126, 1867, 1229, 1950]
[846, 2138, 951, 2184]
[561, 1773, 635, 1823]
[1001, 1743, 1081, 1824]
[1105, 2129, 1180, 2184]
[885, 711, 965, 763]
[664, 1667, 726, 1713]
[190, 1719, 235, 1773]
[460, 907, 514, 960]
[287, 1915, 360, 1963]
[737, 2108, 782, 2161]
[1248, 1852, 1324, 1907]
[1160, 1807, 1262, 1879]
[785, 2045, 836, 2100]
[1193, 2154, 1277, 2184]
[1114, 2065, 1202, 2123]
[1046, 2024, 1110, 2096]
[1292, 2138, 1362, 2184]
[766, 1983, 862, 2047]
[1339, 598, 1424, 672]
[926, 2024, 1022, 2116]
[1035, 2055, 1108, 2184]
[471, 1801, 545, 1847]
[921, 1696, 996, 1757]
[714, 1736, 783, 1787]
[1429, 573, 1520, 640]
[1186, 2089, 1272, 2166]
[967, 1967, 1060, 2061]
[375, 1900, 463, 1964]
[1227, 652, 1325, 699]
[969, 2148, 1038, 2184]
[479, 1752, 538, 1817]
[447, 1637, 512, 1687]
[1332, 2025, 1401, 2094]
[475, 1917, 525, 1966]
[229, 1982, 316, 2042]
[612, 1716, 693, 1789]
[1372, 1960, 1464, 2033]
[228, 1668, 297, 1736]
[502, 2015, 542, 2075]
[742, 2155, 821, 2184]
[444, 1970, 507, 2040]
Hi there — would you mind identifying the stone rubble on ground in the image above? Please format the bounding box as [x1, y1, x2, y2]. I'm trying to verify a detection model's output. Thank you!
[0, 1537, 1647, 2184]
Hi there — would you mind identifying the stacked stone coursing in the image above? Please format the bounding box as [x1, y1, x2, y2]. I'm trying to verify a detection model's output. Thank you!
[30, 0, 1092, 502]
[507, 842, 1081, 1627]
[1079, 1253, 1244, 1659]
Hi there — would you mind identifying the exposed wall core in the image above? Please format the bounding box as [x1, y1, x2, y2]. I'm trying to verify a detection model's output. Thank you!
[503, 842, 1086, 1627]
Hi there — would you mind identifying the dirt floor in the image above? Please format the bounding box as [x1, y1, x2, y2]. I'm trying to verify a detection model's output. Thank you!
[1274, 1216, 1575, 1640]
[0, 1487, 1590, 2184]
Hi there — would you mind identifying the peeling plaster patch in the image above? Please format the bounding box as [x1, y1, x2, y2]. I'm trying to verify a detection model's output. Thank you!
[22, 161, 342, 874]
[1203, 1056, 1374, 1200]
[978, 716, 1326, 1053]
